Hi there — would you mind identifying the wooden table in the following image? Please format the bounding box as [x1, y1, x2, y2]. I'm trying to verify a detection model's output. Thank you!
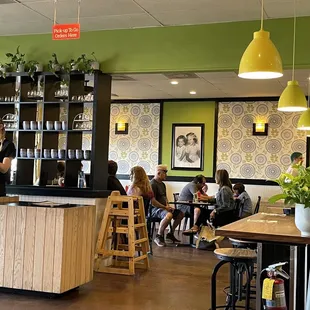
[0, 203, 96, 294]
[216, 213, 310, 310]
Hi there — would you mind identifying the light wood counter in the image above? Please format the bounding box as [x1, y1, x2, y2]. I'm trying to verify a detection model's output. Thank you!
[215, 212, 310, 244]
[0, 203, 95, 294]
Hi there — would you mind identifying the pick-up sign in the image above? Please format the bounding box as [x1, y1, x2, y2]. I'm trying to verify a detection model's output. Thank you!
[52, 23, 80, 40]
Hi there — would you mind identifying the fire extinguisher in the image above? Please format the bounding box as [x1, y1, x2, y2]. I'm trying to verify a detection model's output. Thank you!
[261, 262, 290, 310]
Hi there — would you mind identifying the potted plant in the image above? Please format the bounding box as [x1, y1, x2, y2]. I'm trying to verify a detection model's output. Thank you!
[0, 63, 10, 78]
[71, 54, 94, 74]
[48, 53, 61, 75]
[26, 60, 41, 80]
[6, 46, 26, 72]
[269, 164, 310, 236]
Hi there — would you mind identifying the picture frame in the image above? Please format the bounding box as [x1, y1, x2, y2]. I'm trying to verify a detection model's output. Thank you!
[171, 123, 204, 170]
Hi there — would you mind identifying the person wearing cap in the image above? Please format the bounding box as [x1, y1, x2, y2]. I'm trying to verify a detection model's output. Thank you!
[286, 152, 303, 177]
[150, 164, 184, 247]
[107, 160, 126, 195]
[0, 119, 16, 196]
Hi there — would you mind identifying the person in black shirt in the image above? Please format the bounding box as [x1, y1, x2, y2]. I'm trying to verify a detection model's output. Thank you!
[0, 119, 16, 196]
[107, 160, 126, 195]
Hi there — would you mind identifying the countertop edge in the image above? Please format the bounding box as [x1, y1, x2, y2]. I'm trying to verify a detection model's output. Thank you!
[6, 186, 111, 198]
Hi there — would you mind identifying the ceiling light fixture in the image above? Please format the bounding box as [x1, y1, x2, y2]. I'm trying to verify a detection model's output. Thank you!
[278, 0, 307, 112]
[238, 0, 283, 79]
[297, 77, 310, 130]
[170, 81, 179, 85]
[189, 91, 196, 95]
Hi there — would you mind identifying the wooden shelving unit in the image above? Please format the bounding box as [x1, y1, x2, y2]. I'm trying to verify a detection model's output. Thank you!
[0, 71, 111, 192]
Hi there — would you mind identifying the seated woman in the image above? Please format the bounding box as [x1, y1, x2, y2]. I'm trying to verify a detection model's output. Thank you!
[209, 169, 236, 227]
[233, 183, 253, 218]
[127, 166, 154, 216]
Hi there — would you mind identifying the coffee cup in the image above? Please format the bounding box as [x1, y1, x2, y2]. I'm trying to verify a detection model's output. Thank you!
[23, 121, 30, 130]
[51, 149, 58, 159]
[54, 121, 62, 131]
[43, 149, 51, 158]
[30, 121, 37, 130]
[62, 121, 68, 130]
[58, 149, 65, 159]
[46, 121, 54, 130]
[27, 148, 34, 158]
[83, 150, 91, 160]
[37, 121, 43, 130]
[34, 149, 41, 158]
[76, 149, 83, 160]
[68, 149, 75, 159]
[20, 148, 27, 157]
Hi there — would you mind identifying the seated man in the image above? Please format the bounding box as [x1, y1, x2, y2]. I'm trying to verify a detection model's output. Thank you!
[150, 165, 184, 247]
[107, 160, 126, 195]
[177, 175, 206, 233]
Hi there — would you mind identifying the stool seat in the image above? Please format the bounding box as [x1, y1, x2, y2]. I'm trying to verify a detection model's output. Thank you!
[214, 248, 257, 261]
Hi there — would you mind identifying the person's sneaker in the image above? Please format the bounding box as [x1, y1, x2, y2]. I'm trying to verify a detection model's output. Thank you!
[166, 232, 181, 243]
[154, 234, 166, 247]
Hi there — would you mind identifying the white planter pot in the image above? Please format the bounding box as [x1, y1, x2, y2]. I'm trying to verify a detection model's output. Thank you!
[17, 64, 25, 72]
[35, 64, 43, 72]
[295, 203, 310, 236]
[91, 61, 99, 70]
[52, 64, 61, 72]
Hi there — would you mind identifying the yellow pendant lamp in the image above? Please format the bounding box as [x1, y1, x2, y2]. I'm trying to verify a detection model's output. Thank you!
[238, 0, 283, 79]
[278, 0, 307, 112]
[297, 78, 310, 130]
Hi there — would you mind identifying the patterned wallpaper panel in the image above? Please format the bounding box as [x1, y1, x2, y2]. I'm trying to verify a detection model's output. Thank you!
[217, 101, 307, 180]
[109, 103, 160, 175]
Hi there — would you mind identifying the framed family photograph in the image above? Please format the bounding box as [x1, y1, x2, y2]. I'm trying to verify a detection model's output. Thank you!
[171, 123, 204, 170]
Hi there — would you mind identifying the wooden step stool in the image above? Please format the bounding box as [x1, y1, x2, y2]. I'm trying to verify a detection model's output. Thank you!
[94, 191, 150, 275]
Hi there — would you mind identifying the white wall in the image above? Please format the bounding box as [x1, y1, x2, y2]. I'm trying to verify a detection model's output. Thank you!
[120, 179, 282, 206]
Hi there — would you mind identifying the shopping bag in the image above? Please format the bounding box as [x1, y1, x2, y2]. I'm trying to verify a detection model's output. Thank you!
[196, 223, 224, 249]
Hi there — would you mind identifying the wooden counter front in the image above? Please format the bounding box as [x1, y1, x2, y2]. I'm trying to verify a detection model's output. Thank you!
[215, 212, 310, 245]
[0, 204, 95, 294]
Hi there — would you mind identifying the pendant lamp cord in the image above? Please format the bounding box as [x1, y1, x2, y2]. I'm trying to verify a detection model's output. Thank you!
[53, 0, 57, 25]
[260, 0, 264, 30]
[292, 0, 296, 81]
[77, 0, 81, 24]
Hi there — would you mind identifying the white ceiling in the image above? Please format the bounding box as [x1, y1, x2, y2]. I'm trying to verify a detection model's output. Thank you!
[0, 0, 308, 35]
[111, 69, 310, 99]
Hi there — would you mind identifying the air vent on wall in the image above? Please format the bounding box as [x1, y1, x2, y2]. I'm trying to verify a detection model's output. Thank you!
[164, 73, 199, 79]
[0, 0, 15, 4]
[112, 75, 135, 81]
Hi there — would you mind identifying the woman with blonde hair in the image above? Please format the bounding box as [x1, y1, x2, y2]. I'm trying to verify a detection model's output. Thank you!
[127, 166, 154, 216]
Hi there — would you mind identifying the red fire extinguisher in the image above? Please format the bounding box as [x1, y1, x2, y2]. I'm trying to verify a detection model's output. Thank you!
[262, 262, 289, 310]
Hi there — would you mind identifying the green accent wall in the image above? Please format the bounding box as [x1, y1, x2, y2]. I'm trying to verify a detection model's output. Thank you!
[0, 17, 310, 73]
[162, 101, 216, 177]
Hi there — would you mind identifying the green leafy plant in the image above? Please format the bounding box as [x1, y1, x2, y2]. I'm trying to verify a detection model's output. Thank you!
[26, 60, 39, 80]
[71, 54, 94, 74]
[91, 52, 97, 62]
[48, 53, 61, 75]
[269, 164, 310, 208]
[6, 46, 25, 71]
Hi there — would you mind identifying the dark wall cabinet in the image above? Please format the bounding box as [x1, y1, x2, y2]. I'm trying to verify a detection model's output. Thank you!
[0, 71, 111, 193]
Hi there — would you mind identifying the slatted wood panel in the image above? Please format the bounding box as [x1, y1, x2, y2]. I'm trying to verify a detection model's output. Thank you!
[0, 204, 95, 294]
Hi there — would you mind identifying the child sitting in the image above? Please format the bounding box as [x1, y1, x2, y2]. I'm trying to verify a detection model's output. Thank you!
[232, 183, 253, 218]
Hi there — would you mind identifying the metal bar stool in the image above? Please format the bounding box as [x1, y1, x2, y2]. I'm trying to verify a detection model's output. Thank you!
[210, 248, 257, 310]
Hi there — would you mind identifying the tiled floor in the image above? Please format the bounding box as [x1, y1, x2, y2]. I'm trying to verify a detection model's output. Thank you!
[0, 243, 241, 310]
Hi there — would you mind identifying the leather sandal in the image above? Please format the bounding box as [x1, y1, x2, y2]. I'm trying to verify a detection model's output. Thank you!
[183, 228, 199, 236]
